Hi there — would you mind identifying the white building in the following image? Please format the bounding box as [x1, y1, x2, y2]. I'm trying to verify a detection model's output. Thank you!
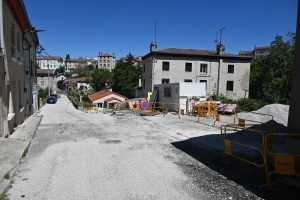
[142, 42, 252, 100]
[98, 53, 116, 71]
[37, 56, 63, 69]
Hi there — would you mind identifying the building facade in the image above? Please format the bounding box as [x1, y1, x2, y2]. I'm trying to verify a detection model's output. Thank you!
[239, 46, 270, 57]
[0, 0, 40, 136]
[36, 69, 55, 90]
[98, 53, 116, 71]
[142, 42, 252, 100]
[37, 56, 63, 69]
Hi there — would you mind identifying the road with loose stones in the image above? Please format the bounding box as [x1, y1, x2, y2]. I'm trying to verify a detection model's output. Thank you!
[6, 94, 267, 200]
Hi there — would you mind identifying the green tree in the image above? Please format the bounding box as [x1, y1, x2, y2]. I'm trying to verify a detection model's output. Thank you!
[111, 53, 142, 98]
[90, 68, 112, 92]
[250, 32, 295, 104]
[87, 64, 95, 71]
[57, 66, 65, 74]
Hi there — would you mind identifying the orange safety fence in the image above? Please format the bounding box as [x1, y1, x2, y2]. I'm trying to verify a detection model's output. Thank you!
[236, 111, 275, 134]
[262, 133, 300, 187]
[221, 124, 269, 185]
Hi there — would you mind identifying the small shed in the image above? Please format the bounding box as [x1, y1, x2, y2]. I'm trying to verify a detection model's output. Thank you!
[153, 82, 206, 113]
[88, 90, 127, 109]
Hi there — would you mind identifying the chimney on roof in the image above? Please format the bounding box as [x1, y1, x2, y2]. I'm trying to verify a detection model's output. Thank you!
[112, 53, 114, 57]
[216, 42, 225, 55]
[150, 41, 155, 52]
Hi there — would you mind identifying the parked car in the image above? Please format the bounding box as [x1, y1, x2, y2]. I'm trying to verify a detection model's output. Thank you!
[50, 94, 58, 99]
[47, 96, 57, 104]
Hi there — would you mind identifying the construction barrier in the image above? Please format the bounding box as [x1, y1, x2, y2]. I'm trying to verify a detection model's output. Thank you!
[214, 111, 236, 126]
[263, 133, 300, 186]
[221, 124, 269, 185]
[236, 111, 275, 134]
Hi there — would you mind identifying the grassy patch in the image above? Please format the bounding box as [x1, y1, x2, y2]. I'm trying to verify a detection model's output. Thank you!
[0, 193, 9, 200]
[3, 173, 9, 179]
[22, 145, 29, 158]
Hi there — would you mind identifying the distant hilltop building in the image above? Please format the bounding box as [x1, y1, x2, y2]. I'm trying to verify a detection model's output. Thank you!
[98, 52, 116, 71]
[66, 58, 97, 69]
[37, 56, 63, 69]
[239, 46, 270, 58]
[120, 56, 142, 65]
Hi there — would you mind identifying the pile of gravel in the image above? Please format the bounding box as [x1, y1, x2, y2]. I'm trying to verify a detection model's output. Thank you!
[237, 104, 289, 126]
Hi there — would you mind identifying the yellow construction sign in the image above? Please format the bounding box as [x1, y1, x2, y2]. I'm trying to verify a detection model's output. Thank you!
[274, 154, 295, 174]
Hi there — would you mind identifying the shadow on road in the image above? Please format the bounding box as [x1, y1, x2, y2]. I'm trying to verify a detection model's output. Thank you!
[171, 122, 300, 200]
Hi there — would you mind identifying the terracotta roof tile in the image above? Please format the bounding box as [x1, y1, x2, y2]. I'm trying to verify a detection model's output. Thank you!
[88, 90, 127, 102]
[104, 97, 122, 103]
[71, 77, 91, 83]
[99, 53, 112, 57]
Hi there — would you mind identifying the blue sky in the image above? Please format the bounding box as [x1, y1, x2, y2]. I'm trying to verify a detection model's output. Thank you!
[24, 0, 298, 60]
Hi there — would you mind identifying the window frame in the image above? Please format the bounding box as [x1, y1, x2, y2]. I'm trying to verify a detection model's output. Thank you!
[185, 63, 192, 72]
[228, 65, 234, 73]
[162, 79, 170, 84]
[162, 61, 170, 71]
[164, 87, 171, 97]
[226, 81, 234, 91]
[200, 63, 207, 74]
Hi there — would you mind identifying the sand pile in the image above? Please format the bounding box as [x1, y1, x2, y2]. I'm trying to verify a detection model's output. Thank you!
[237, 104, 289, 126]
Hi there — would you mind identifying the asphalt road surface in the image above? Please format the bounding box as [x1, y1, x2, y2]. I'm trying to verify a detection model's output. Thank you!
[6, 94, 266, 200]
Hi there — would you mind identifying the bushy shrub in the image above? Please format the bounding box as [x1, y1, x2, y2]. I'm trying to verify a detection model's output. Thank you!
[83, 102, 94, 108]
[235, 98, 268, 112]
[212, 93, 268, 112]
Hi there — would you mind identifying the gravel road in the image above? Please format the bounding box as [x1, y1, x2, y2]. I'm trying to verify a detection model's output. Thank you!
[6, 94, 274, 199]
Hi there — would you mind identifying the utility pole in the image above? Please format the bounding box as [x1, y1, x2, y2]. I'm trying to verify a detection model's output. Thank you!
[48, 64, 50, 96]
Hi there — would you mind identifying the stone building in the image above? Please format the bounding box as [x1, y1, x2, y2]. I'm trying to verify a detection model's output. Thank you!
[142, 42, 252, 100]
[98, 53, 116, 71]
[0, 0, 40, 136]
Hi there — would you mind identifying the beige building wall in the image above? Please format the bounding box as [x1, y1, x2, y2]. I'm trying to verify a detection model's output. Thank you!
[142, 55, 250, 100]
[0, 1, 38, 136]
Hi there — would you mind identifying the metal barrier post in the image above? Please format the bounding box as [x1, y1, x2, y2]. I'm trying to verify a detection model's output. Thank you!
[178, 103, 180, 119]
[163, 102, 165, 117]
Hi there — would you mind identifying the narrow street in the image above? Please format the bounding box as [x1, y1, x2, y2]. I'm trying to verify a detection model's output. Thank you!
[6, 94, 264, 200]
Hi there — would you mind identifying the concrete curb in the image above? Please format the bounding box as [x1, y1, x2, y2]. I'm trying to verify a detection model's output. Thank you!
[0, 113, 42, 196]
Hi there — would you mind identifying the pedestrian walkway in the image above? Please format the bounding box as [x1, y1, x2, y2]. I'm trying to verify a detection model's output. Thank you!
[0, 113, 42, 196]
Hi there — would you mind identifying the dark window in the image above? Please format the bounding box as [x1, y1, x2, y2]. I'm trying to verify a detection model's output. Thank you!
[143, 79, 145, 89]
[228, 65, 234, 73]
[227, 81, 234, 91]
[162, 79, 169, 84]
[200, 64, 207, 73]
[185, 63, 192, 72]
[162, 62, 169, 71]
[164, 87, 171, 97]
[184, 79, 192, 82]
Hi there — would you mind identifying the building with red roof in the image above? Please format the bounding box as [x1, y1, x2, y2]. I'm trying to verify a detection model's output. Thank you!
[98, 52, 116, 71]
[88, 90, 127, 109]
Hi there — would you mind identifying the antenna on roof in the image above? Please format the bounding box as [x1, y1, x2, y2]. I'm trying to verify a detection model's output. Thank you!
[219, 27, 225, 43]
[154, 18, 158, 49]
[214, 27, 226, 44]
[214, 29, 219, 44]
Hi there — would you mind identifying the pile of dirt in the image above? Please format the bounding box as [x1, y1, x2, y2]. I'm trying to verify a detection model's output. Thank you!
[237, 104, 289, 130]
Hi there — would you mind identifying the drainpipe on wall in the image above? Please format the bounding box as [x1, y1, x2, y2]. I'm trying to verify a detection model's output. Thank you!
[217, 59, 221, 97]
